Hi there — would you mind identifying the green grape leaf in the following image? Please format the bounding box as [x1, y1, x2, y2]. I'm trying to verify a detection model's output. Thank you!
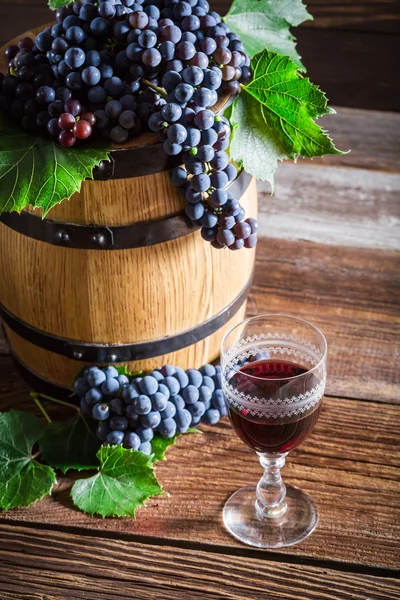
[151, 428, 202, 463]
[230, 92, 287, 189]
[0, 410, 56, 510]
[224, 0, 312, 69]
[48, 0, 72, 10]
[0, 116, 110, 216]
[71, 445, 163, 518]
[244, 50, 344, 158]
[229, 49, 344, 186]
[39, 415, 100, 474]
[150, 434, 180, 462]
[117, 366, 143, 378]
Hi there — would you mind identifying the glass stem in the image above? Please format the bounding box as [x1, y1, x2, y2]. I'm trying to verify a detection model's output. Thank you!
[256, 453, 288, 518]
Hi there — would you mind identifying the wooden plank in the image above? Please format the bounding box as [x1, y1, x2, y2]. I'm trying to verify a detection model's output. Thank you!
[296, 28, 400, 112]
[0, 525, 399, 600]
[258, 163, 400, 250]
[291, 107, 400, 172]
[301, 0, 400, 34]
[249, 238, 400, 403]
[1, 386, 399, 569]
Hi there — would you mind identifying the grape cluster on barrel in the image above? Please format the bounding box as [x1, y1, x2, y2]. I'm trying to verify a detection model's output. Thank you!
[0, 0, 258, 249]
[74, 363, 226, 453]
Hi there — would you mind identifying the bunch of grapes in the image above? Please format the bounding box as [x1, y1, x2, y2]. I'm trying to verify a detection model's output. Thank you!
[74, 362, 226, 454]
[0, 0, 258, 248]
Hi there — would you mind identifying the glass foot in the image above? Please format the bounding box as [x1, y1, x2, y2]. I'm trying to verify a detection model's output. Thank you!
[223, 483, 318, 548]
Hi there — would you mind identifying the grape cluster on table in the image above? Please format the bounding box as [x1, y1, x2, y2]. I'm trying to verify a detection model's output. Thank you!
[0, 0, 258, 250]
[74, 363, 226, 454]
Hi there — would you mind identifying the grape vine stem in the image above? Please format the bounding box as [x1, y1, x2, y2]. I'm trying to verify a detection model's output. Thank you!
[32, 396, 52, 424]
[30, 392, 79, 412]
[142, 79, 168, 99]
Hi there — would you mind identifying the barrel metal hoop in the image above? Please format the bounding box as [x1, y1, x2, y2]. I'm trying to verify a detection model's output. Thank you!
[0, 270, 253, 363]
[0, 171, 252, 250]
[93, 143, 182, 180]
[6, 343, 79, 402]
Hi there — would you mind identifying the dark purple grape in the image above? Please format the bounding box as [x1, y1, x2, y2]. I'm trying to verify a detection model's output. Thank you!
[58, 129, 76, 147]
[5, 45, 19, 60]
[74, 119, 92, 139]
[185, 201, 205, 221]
[64, 47, 85, 69]
[233, 221, 251, 240]
[190, 52, 209, 70]
[142, 48, 162, 67]
[194, 109, 214, 130]
[175, 82, 194, 103]
[223, 198, 240, 216]
[201, 227, 217, 242]
[244, 233, 258, 248]
[229, 238, 245, 251]
[48, 100, 64, 118]
[201, 211, 218, 228]
[36, 85, 55, 104]
[182, 66, 203, 86]
[90, 16, 110, 37]
[217, 229, 235, 247]
[66, 26, 86, 45]
[98, 1, 116, 19]
[128, 11, 149, 29]
[160, 25, 182, 44]
[191, 172, 210, 192]
[64, 99, 81, 117]
[177, 41, 196, 61]
[81, 66, 101, 86]
[47, 117, 61, 137]
[35, 31, 52, 52]
[196, 145, 214, 162]
[164, 139, 182, 156]
[218, 214, 235, 229]
[245, 218, 258, 234]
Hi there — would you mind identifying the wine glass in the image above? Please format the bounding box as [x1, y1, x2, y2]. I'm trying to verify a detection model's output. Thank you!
[221, 314, 327, 548]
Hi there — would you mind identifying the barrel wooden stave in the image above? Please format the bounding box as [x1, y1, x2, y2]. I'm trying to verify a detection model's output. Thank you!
[0, 28, 258, 391]
[24, 163, 183, 226]
[0, 179, 256, 344]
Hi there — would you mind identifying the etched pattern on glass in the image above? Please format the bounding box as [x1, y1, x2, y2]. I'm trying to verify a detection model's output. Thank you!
[222, 333, 326, 419]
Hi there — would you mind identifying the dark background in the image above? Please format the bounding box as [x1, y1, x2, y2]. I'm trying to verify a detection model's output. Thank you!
[0, 0, 399, 111]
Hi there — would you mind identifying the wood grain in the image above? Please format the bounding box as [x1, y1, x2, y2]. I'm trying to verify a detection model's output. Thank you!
[1, 376, 399, 570]
[259, 163, 400, 250]
[249, 238, 400, 403]
[1, 525, 399, 600]
[0, 178, 256, 342]
[282, 107, 400, 173]
[296, 28, 400, 112]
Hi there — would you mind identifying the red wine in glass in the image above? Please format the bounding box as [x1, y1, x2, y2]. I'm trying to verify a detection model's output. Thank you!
[227, 359, 321, 454]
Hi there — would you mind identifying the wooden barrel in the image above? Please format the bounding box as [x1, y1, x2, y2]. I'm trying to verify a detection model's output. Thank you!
[0, 30, 257, 397]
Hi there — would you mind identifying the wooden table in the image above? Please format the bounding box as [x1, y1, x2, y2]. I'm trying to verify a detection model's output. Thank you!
[0, 107, 399, 599]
